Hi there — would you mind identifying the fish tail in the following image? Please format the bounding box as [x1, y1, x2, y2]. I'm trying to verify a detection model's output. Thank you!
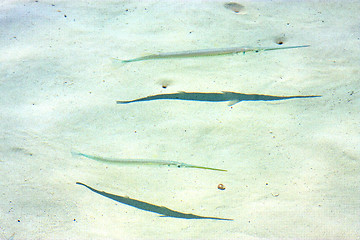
[111, 58, 135, 69]
[111, 57, 130, 62]
[115, 57, 146, 63]
[71, 150, 84, 158]
[116, 100, 132, 104]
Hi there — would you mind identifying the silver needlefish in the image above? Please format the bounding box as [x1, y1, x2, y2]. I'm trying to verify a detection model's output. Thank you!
[115, 45, 310, 63]
[72, 151, 227, 172]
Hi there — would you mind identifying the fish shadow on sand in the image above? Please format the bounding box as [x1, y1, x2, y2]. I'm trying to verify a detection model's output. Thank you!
[116, 91, 321, 106]
[76, 182, 232, 221]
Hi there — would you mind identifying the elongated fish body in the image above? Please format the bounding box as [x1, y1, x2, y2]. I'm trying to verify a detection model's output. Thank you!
[71, 151, 227, 172]
[118, 45, 310, 63]
[116, 91, 321, 106]
[76, 182, 233, 220]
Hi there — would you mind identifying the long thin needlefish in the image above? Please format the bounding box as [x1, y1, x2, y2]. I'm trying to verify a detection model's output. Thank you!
[76, 182, 233, 220]
[116, 91, 321, 106]
[116, 45, 310, 63]
[71, 151, 227, 172]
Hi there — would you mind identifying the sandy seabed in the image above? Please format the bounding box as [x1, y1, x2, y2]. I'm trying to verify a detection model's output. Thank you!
[0, 0, 359, 239]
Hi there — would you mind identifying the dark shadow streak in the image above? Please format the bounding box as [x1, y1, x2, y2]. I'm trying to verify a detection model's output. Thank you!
[116, 91, 321, 106]
[76, 182, 233, 221]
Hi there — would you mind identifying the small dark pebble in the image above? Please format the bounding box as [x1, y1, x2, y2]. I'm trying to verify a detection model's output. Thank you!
[218, 184, 226, 190]
[224, 2, 245, 14]
[275, 35, 286, 45]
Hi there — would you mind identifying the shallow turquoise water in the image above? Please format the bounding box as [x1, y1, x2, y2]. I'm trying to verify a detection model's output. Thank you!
[0, 1, 359, 239]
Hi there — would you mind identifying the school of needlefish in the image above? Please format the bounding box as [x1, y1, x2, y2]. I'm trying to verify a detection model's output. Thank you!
[76, 42, 318, 221]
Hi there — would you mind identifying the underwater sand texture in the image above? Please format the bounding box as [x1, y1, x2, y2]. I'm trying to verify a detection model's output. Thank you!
[0, 0, 359, 239]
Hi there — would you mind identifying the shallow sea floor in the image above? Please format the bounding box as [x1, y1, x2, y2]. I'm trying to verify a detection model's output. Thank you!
[0, 0, 359, 239]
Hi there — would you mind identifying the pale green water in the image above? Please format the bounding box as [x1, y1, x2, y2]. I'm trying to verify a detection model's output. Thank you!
[0, 1, 359, 239]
